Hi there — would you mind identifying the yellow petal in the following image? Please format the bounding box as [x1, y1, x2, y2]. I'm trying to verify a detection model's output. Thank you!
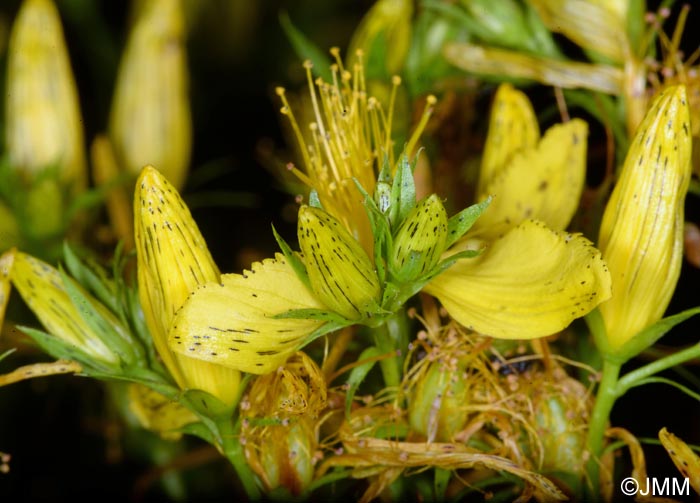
[11, 252, 120, 364]
[423, 220, 611, 339]
[474, 119, 588, 238]
[479, 83, 540, 195]
[169, 254, 326, 374]
[659, 427, 700, 494]
[443, 43, 624, 95]
[134, 166, 240, 402]
[598, 85, 691, 349]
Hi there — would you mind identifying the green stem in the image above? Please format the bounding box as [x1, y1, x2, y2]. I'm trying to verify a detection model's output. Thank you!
[585, 359, 621, 496]
[616, 342, 700, 396]
[216, 417, 261, 500]
[373, 309, 409, 389]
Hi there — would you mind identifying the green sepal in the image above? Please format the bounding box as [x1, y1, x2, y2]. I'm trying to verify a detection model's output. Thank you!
[59, 268, 144, 367]
[182, 388, 236, 419]
[0, 348, 16, 364]
[345, 346, 383, 418]
[178, 421, 217, 445]
[278, 11, 332, 82]
[62, 242, 120, 317]
[17, 326, 111, 372]
[389, 153, 416, 227]
[429, 248, 484, 279]
[612, 306, 700, 363]
[273, 308, 350, 325]
[271, 224, 311, 292]
[445, 197, 492, 248]
[354, 177, 391, 285]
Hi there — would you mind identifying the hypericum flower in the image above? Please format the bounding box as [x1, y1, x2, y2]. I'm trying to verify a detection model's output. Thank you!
[110, 0, 191, 190]
[135, 166, 240, 403]
[424, 219, 612, 339]
[597, 85, 691, 350]
[5, 0, 87, 192]
[8, 251, 137, 367]
[346, 0, 413, 76]
[297, 205, 381, 321]
[659, 427, 700, 494]
[472, 84, 589, 239]
[276, 49, 436, 254]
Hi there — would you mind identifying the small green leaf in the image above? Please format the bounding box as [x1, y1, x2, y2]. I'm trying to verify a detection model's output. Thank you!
[178, 421, 217, 445]
[17, 326, 106, 371]
[271, 224, 311, 291]
[389, 153, 416, 226]
[613, 307, 700, 362]
[279, 11, 332, 82]
[445, 197, 492, 248]
[182, 388, 235, 419]
[62, 242, 119, 314]
[345, 346, 383, 418]
[59, 268, 142, 366]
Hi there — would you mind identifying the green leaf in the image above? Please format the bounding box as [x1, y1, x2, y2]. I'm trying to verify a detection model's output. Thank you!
[626, 376, 700, 403]
[445, 197, 491, 248]
[434, 468, 452, 503]
[278, 11, 332, 82]
[59, 268, 142, 366]
[62, 242, 119, 314]
[613, 306, 700, 362]
[182, 388, 235, 419]
[17, 326, 107, 371]
[345, 346, 383, 418]
[177, 421, 217, 445]
[271, 224, 311, 291]
[0, 348, 17, 363]
[273, 308, 349, 324]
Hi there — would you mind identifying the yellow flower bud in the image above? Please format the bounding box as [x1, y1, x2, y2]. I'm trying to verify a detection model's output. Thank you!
[598, 85, 691, 349]
[5, 0, 87, 192]
[298, 206, 381, 321]
[390, 194, 448, 282]
[135, 166, 240, 403]
[110, 0, 191, 190]
[10, 252, 124, 366]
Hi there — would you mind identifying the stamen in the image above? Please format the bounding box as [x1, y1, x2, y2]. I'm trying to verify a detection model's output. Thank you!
[405, 95, 438, 163]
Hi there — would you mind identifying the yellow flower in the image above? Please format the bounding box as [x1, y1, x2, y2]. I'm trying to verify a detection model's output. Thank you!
[473, 83, 589, 239]
[276, 50, 436, 254]
[424, 220, 611, 339]
[5, 0, 87, 192]
[110, 0, 191, 190]
[134, 166, 240, 403]
[597, 85, 691, 349]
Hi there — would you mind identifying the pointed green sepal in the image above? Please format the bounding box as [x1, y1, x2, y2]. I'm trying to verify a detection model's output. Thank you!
[389, 153, 416, 227]
[445, 197, 492, 249]
[272, 223, 311, 292]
